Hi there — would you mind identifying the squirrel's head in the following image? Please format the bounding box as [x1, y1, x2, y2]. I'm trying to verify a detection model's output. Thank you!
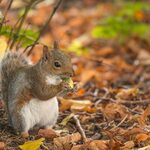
[40, 44, 73, 78]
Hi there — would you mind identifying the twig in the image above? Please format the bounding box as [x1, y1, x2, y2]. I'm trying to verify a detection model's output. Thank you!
[117, 99, 150, 105]
[0, 0, 14, 32]
[115, 115, 128, 128]
[73, 115, 88, 143]
[7, 16, 22, 50]
[95, 98, 117, 107]
[27, 0, 63, 56]
[9, 0, 34, 49]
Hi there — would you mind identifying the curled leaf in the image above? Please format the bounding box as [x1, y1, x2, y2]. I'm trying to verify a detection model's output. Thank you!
[38, 129, 59, 139]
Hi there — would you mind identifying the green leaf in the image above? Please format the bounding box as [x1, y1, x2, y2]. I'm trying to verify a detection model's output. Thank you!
[91, 26, 117, 39]
[0, 25, 38, 47]
[63, 78, 74, 89]
[68, 40, 89, 56]
[118, 2, 150, 17]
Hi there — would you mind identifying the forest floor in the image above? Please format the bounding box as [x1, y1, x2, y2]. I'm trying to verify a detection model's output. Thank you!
[0, 0, 150, 149]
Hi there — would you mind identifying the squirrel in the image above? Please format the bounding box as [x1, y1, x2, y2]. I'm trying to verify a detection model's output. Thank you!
[1, 43, 74, 137]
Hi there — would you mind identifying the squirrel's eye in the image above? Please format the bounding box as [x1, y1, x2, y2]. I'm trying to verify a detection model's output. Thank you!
[54, 61, 61, 68]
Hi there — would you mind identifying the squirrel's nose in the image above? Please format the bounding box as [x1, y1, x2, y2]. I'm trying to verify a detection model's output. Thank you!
[65, 69, 74, 77]
[62, 69, 75, 78]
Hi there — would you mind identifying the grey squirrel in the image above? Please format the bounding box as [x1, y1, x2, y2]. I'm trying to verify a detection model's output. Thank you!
[1, 43, 73, 137]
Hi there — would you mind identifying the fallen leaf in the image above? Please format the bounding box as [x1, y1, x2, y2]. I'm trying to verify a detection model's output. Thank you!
[138, 145, 150, 150]
[80, 69, 98, 86]
[116, 88, 139, 100]
[54, 132, 81, 150]
[96, 47, 114, 57]
[38, 129, 59, 139]
[101, 103, 131, 121]
[137, 105, 150, 126]
[123, 128, 147, 141]
[59, 98, 92, 112]
[71, 145, 82, 150]
[76, 88, 86, 96]
[19, 138, 45, 150]
[71, 140, 109, 150]
[121, 141, 134, 150]
[0, 142, 5, 150]
[135, 133, 150, 143]
[60, 113, 74, 126]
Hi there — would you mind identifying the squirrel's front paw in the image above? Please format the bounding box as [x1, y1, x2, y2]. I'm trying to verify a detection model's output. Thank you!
[62, 81, 71, 90]
[21, 132, 29, 138]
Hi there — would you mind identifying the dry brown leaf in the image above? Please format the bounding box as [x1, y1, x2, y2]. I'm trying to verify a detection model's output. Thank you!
[96, 47, 114, 57]
[116, 88, 139, 100]
[123, 128, 147, 141]
[71, 145, 82, 150]
[71, 105, 96, 113]
[80, 69, 98, 85]
[101, 103, 131, 121]
[54, 132, 81, 150]
[109, 139, 121, 150]
[27, 5, 51, 26]
[138, 49, 150, 65]
[59, 98, 93, 112]
[38, 129, 59, 139]
[0, 142, 5, 150]
[68, 17, 84, 28]
[59, 98, 72, 111]
[71, 140, 109, 150]
[121, 141, 134, 150]
[137, 105, 150, 126]
[76, 88, 86, 96]
[135, 133, 150, 143]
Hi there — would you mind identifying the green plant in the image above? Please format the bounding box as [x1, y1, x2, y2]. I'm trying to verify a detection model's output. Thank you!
[91, 2, 150, 42]
[1, 25, 38, 47]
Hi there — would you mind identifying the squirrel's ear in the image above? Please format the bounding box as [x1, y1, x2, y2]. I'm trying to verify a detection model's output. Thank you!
[42, 45, 49, 61]
[53, 41, 59, 50]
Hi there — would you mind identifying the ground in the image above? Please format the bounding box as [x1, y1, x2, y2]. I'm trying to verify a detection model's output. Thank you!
[0, 0, 150, 149]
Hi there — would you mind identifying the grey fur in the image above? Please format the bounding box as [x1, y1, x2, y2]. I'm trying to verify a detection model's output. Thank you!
[1, 49, 73, 134]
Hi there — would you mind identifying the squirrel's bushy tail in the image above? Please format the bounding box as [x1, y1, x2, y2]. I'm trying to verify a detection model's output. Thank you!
[1, 51, 30, 101]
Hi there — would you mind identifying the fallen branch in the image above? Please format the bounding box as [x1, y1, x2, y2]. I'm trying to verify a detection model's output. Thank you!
[73, 115, 88, 143]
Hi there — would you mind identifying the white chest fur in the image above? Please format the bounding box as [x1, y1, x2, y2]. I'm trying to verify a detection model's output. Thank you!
[45, 75, 62, 85]
[21, 97, 59, 131]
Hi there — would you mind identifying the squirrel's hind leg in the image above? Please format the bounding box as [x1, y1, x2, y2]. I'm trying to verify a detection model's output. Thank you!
[10, 110, 30, 138]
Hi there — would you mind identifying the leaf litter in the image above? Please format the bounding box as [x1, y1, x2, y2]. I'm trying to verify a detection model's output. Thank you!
[0, 0, 150, 149]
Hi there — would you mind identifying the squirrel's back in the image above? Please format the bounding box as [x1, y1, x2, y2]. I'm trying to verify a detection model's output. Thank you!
[1, 51, 30, 102]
